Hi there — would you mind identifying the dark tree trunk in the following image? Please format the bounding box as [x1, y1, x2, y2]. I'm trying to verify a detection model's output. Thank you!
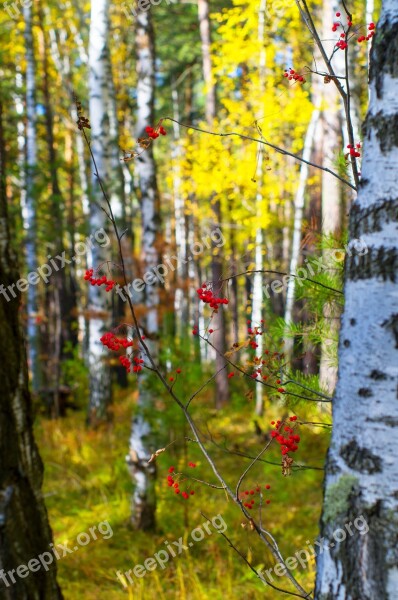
[0, 102, 63, 600]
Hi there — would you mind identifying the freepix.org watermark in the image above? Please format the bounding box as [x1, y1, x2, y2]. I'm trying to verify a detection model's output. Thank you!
[0, 520, 113, 589]
[261, 514, 369, 583]
[115, 514, 227, 588]
[121, 0, 177, 20]
[114, 227, 225, 302]
[0, 228, 110, 302]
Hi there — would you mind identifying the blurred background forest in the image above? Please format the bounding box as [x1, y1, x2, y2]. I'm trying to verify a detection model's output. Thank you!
[0, 0, 379, 597]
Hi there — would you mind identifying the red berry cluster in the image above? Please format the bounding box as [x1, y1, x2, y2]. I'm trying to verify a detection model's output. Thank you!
[145, 125, 167, 139]
[283, 68, 306, 83]
[240, 484, 271, 509]
[347, 142, 361, 158]
[358, 22, 375, 42]
[247, 319, 265, 336]
[100, 332, 134, 351]
[196, 283, 229, 311]
[335, 33, 348, 50]
[132, 356, 144, 373]
[119, 355, 131, 373]
[247, 320, 265, 349]
[245, 338, 286, 390]
[332, 11, 352, 32]
[270, 416, 300, 456]
[84, 269, 116, 292]
[227, 372, 234, 379]
[166, 465, 195, 499]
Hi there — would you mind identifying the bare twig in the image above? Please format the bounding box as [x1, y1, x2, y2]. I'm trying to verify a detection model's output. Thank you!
[162, 117, 356, 191]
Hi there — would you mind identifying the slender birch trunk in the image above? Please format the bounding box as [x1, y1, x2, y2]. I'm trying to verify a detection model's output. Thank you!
[171, 83, 189, 339]
[253, 0, 266, 416]
[198, 0, 229, 407]
[315, 3, 398, 596]
[23, 3, 40, 393]
[38, 11, 78, 415]
[128, 8, 158, 530]
[284, 109, 320, 358]
[87, 0, 113, 422]
[319, 0, 344, 394]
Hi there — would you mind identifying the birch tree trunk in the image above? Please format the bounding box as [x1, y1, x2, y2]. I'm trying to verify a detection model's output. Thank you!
[127, 8, 158, 530]
[319, 0, 344, 394]
[315, 3, 398, 596]
[0, 103, 63, 600]
[253, 0, 266, 416]
[198, 0, 229, 407]
[87, 0, 113, 422]
[23, 3, 40, 393]
[284, 109, 320, 358]
[38, 11, 78, 415]
[171, 83, 189, 339]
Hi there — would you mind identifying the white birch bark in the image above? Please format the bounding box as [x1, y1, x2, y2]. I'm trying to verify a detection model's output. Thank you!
[171, 84, 189, 337]
[284, 109, 320, 357]
[127, 8, 158, 530]
[319, 0, 345, 394]
[87, 0, 112, 421]
[198, 0, 229, 406]
[315, 3, 398, 596]
[23, 3, 41, 392]
[253, 0, 266, 416]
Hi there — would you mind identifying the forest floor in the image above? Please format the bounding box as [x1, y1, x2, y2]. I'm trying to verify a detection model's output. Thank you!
[35, 385, 329, 600]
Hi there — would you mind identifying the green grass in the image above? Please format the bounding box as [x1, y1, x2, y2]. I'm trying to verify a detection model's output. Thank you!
[35, 384, 330, 600]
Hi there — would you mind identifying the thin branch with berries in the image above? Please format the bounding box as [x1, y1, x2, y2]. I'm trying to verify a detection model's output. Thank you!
[76, 104, 313, 598]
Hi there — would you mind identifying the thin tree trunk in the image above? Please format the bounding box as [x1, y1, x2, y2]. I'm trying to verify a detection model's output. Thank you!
[127, 8, 158, 531]
[253, 0, 267, 416]
[284, 109, 320, 358]
[87, 0, 113, 423]
[38, 11, 78, 415]
[319, 0, 344, 394]
[0, 101, 63, 600]
[315, 3, 398, 596]
[197, 0, 229, 407]
[23, 3, 40, 393]
[171, 83, 189, 339]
